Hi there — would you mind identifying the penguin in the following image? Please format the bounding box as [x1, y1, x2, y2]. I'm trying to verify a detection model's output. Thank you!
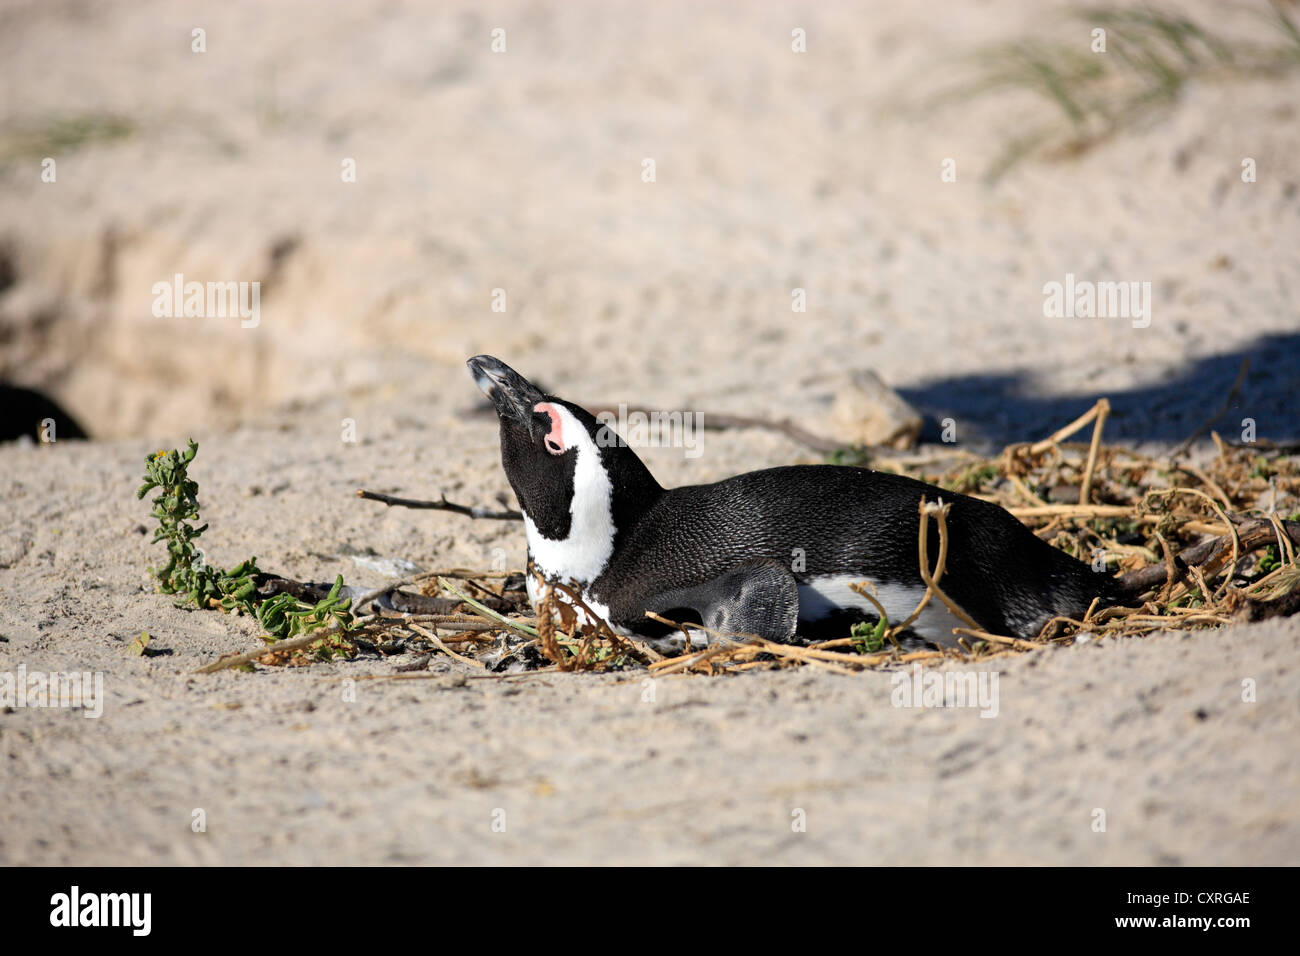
[467, 355, 1121, 650]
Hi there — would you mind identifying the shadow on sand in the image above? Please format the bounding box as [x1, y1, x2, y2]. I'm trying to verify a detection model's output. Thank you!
[899, 332, 1300, 446]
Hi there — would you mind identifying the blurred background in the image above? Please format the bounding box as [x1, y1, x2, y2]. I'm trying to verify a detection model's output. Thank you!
[1, 0, 1297, 446]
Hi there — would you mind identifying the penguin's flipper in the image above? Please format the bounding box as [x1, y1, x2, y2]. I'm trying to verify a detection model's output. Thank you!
[643, 558, 799, 642]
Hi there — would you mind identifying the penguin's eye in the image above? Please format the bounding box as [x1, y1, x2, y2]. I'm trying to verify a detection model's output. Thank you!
[533, 403, 567, 456]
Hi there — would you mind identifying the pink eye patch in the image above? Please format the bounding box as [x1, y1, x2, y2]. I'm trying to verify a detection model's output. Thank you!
[534, 402, 566, 455]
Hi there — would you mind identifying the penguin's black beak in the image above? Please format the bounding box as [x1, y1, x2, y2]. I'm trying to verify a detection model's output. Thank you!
[467, 355, 548, 428]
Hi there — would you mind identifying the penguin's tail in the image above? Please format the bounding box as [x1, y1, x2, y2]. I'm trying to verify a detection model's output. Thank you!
[1108, 555, 1186, 606]
[1094, 570, 1138, 610]
[1041, 559, 1134, 631]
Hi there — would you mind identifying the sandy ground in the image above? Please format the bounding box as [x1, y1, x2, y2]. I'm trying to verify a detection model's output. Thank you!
[2, 0, 1299, 864]
[2, 424, 1298, 865]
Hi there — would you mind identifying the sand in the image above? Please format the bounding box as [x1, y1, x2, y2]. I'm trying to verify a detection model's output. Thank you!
[1, 0, 1298, 864]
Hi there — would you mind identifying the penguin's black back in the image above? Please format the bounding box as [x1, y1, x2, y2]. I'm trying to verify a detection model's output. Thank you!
[593, 465, 1117, 638]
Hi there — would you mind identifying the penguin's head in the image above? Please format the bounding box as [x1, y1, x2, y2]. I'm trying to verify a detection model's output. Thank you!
[468, 354, 580, 536]
[468, 355, 660, 583]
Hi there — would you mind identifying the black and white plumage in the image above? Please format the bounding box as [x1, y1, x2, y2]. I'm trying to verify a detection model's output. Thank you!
[468, 355, 1121, 649]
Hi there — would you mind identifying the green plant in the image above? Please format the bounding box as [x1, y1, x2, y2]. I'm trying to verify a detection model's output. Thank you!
[944, 463, 1000, 494]
[1, 113, 136, 162]
[825, 446, 873, 468]
[937, 1, 1300, 182]
[137, 440, 222, 606]
[851, 617, 888, 653]
[1251, 457, 1277, 480]
[138, 440, 353, 646]
[255, 576, 352, 638]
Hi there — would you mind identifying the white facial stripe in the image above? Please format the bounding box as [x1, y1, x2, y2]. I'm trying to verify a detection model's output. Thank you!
[797, 575, 965, 646]
[550, 403, 588, 450]
[524, 404, 616, 585]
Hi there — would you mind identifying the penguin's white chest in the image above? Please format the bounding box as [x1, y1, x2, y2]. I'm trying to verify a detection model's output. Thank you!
[523, 511, 614, 587]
